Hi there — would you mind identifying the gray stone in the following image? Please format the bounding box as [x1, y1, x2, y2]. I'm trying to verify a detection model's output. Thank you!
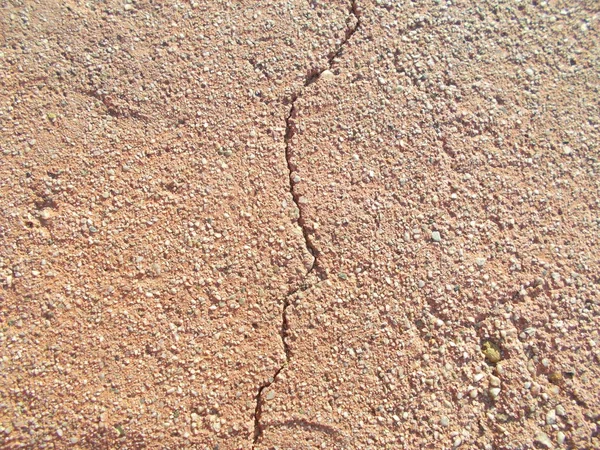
[546, 409, 556, 425]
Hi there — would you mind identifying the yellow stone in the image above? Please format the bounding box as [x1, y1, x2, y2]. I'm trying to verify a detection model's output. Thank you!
[482, 341, 501, 364]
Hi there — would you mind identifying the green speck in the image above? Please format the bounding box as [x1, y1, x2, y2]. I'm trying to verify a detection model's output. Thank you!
[46, 112, 57, 121]
[482, 340, 501, 364]
[338, 272, 348, 280]
[115, 424, 125, 437]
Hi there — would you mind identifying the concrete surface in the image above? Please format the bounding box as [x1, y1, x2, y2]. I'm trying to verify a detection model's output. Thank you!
[1, 1, 599, 449]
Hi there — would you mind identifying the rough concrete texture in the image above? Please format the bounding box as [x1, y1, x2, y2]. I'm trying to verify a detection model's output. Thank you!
[1, 1, 599, 449]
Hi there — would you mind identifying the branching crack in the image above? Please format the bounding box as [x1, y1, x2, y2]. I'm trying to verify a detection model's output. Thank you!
[252, 1, 361, 446]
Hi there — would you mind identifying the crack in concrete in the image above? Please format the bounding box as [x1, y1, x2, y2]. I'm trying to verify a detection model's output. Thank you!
[252, 1, 361, 446]
[283, 94, 326, 280]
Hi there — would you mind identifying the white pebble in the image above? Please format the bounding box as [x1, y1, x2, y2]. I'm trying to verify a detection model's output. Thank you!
[320, 70, 334, 81]
[535, 431, 552, 449]
[546, 409, 556, 425]
[488, 387, 501, 399]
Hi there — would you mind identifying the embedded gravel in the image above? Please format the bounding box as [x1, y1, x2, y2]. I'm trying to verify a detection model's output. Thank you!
[1, 1, 599, 449]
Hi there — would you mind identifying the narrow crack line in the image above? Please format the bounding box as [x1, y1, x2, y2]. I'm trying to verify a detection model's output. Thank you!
[252, 1, 361, 446]
[287, 0, 362, 280]
[284, 97, 327, 281]
[251, 286, 297, 445]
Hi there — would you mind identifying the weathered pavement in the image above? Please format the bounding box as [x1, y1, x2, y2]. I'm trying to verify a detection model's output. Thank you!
[1, 1, 599, 449]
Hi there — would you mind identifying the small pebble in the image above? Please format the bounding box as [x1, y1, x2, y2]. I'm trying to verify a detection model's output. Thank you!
[320, 69, 334, 81]
[548, 371, 563, 385]
[557, 431, 566, 446]
[546, 409, 556, 425]
[495, 363, 505, 375]
[431, 231, 441, 242]
[535, 431, 553, 449]
[440, 416, 449, 427]
[555, 405, 566, 417]
[482, 341, 501, 363]
[488, 387, 501, 399]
